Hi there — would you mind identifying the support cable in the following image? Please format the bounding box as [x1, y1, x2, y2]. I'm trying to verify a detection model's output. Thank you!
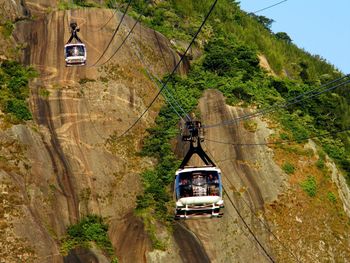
[99, 12, 142, 66]
[95, 0, 119, 31]
[203, 75, 350, 129]
[203, 144, 291, 262]
[127, 22, 190, 121]
[205, 127, 350, 147]
[253, 0, 288, 14]
[91, 0, 133, 66]
[116, 0, 219, 138]
[223, 186, 276, 263]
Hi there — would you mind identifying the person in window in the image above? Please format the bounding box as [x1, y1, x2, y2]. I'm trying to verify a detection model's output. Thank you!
[72, 46, 80, 56]
[208, 173, 219, 184]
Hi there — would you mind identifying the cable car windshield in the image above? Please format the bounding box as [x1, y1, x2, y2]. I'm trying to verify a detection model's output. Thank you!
[66, 45, 85, 57]
[177, 170, 220, 198]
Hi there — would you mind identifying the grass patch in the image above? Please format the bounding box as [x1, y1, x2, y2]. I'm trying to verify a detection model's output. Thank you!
[282, 162, 295, 174]
[316, 158, 325, 170]
[243, 120, 258, 132]
[300, 175, 317, 197]
[0, 60, 37, 123]
[39, 87, 50, 98]
[327, 191, 337, 203]
[58, 0, 100, 10]
[60, 215, 117, 260]
[1, 20, 14, 38]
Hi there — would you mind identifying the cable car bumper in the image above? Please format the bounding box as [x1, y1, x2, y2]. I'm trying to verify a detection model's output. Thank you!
[175, 197, 224, 219]
[65, 57, 86, 66]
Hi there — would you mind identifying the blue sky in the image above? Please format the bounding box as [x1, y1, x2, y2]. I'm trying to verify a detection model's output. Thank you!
[237, 0, 350, 73]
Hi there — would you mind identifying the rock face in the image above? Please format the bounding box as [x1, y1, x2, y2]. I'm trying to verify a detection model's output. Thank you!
[2, 1, 350, 263]
[3, 4, 182, 263]
[174, 89, 286, 263]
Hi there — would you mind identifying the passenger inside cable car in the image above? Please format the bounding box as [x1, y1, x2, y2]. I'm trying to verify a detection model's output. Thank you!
[64, 43, 86, 66]
[66, 45, 85, 57]
[177, 171, 220, 198]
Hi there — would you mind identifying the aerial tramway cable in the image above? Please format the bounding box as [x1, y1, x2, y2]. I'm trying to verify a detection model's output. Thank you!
[203, 141, 303, 262]
[98, 12, 142, 66]
[223, 186, 276, 263]
[91, 0, 133, 66]
[205, 127, 350, 147]
[203, 146, 298, 262]
[127, 19, 191, 121]
[252, 0, 288, 14]
[134, 26, 188, 120]
[203, 74, 350, 129]
[116, 0, 219, 138]
[93, 0, 119, 32]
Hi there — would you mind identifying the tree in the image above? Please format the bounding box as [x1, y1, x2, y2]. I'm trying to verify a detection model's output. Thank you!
[249, 13, 274, 31]
[275, 32, 292, 44]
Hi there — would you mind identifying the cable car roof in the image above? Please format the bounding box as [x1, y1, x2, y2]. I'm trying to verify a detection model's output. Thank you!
[65, 43, 86, 47]
[176, 166, 221, 174]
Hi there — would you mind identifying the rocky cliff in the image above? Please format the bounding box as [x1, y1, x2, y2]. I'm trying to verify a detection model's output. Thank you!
[1, 1, 350, 263]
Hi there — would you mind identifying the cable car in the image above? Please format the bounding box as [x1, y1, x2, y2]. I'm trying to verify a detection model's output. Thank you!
[64, 43, 87, 66]
[175, 166, 224, 219]
[174, 121, 224, 219]
[64, 22, 87, 67]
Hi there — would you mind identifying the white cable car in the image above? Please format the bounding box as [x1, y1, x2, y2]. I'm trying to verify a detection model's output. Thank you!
[64, 22, 87, 67]
[64, 43, 87, 66]
[175, 166, 224, 219]
[174, 121, 224, 219]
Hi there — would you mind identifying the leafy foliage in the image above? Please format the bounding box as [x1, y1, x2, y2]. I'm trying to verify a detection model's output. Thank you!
[282, 162, 295, 174]
[275, 32, 292, 44]
[61, 215, 116, 259]
[300, 175, 317, 197]
[249, 14, 274, 31]
[327, 192, 337, 203]
[58, 0, 100, 9]
[0, 60, 37, 122]
[113, 0, 350, 229]
[1, 20, 14, 38]
[203, 37, 260, 80]
[73, 0, 99, 7]
[136, 74, 203, 223]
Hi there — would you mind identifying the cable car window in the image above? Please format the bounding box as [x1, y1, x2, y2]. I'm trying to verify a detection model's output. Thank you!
[177, 171, 221, 198]
[207, 172, 219, 196]
[178, 173, 192, 198]
[192, 172, 207, 196]
[66, 45, 85, 57]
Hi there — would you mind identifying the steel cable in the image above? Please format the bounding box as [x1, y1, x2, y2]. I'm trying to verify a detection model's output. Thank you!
[116, 0, 219, 138]
[203, 75, 350, 129]
[91, 0, 133, 66]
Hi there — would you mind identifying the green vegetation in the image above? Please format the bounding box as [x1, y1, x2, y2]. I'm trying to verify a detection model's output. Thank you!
[1, 20, 14, 38]
[58, 0, 100, 10]
[0, 60, 37, 123]
[316, 158, 325, 170]
[275, 32, 292, 44]
[147, 1, 350, 180]
[135, 75, 202, 217]
[73, 0, 100, 7]
[105, 0, 117, 8]
[282, 162, 295, 175]
[120, 0, 338, 77]
[327, 191, 337, 203]
[243, 120, 258, 132]
[98, 0, 350, 242]
[60, 215, 117, 261]
[38, 87, 50, 98]
[300, 175, 317, 197]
